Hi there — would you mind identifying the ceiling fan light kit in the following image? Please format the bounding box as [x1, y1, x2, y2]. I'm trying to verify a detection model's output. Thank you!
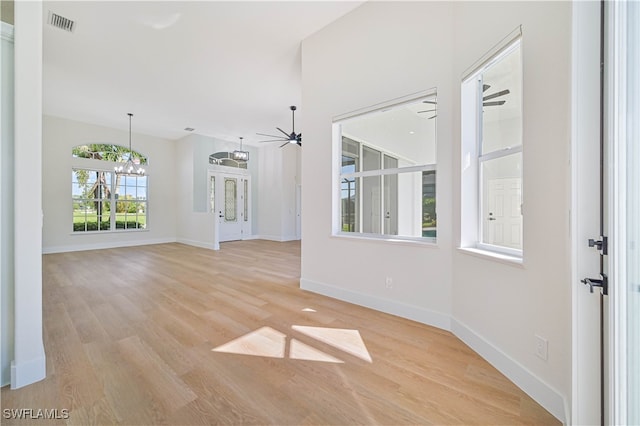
[257, 105, 302, 148]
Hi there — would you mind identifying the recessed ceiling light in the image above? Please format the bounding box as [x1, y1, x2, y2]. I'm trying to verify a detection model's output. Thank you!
[184, 127, 195, 132]
[409, 131, 415, 134]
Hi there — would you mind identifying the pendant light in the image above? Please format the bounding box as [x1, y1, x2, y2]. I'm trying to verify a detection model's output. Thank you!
[232, 136, 249, 161]
[115, 113, 145, 176]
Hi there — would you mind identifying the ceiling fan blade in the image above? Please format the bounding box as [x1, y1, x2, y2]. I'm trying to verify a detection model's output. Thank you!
[483, 84, 491, 92]
[483, 89, 510, 101]
[422, 100, 437, 105]
[428, 115, 437, 120]
[276, 127, 290, 138]
[259, 139, 288, 143]
[256, 132, 286, 139]
[279, 142, 289, 148]
[297, 141, 302, 146]
[483, 100, 506, 106]
[417, 109, 436, 113]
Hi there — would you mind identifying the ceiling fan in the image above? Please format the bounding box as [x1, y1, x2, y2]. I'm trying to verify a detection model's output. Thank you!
[257, 105, 302, 147]
[417, 84, 510, 118]
[481, 84, 510, 106]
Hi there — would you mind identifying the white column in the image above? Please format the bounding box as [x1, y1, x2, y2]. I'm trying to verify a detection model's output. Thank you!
[11, 0, 45, 389]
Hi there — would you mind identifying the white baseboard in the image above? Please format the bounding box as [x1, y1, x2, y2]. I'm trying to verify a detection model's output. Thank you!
[451, 319, 567, 424]
[42, 238, 177, 254]
[252, 235, 301, 242]
[11, 354, 46, 389]
[176, 238, 217, 250]
[300, 278, 451, 331]
[300, 277, 566, 424]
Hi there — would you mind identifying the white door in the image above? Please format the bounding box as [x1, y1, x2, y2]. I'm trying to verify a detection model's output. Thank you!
[485, 178, 522, 249]
[213, 173, 250, 243]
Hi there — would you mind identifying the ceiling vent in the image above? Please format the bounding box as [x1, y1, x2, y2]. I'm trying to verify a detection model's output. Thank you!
[47, 11, 75, 33]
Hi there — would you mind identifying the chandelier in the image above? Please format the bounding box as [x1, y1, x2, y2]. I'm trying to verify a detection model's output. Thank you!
[115, 113, 145, 176]
[232, 136, 249, 161]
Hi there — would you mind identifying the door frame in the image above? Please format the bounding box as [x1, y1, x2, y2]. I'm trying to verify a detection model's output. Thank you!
[571, 1, 607, 424]
[207, 165, 252, 249]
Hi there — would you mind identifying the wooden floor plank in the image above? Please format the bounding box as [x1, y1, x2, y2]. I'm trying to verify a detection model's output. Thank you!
[1, 241, 559, 425]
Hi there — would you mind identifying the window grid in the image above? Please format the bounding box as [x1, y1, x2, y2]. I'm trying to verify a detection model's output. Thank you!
[72, 168, 148, 233]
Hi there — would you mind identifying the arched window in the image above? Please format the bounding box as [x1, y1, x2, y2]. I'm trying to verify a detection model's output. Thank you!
[209, 151, 248, 169]
[71, 144, 148, 233]
[72, 144, 148, 165]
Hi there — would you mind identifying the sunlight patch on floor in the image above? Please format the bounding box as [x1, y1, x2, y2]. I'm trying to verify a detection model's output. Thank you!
[212, 326, 286, 358]
[212, 325, 371, 364]
[289, 338, 343, 363]
[291, 325, 373, 363]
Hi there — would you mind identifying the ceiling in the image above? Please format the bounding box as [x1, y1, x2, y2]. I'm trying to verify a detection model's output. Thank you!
[42, 1, 363, 145]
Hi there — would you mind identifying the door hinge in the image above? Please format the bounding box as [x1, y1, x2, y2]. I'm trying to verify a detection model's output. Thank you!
[581, 273, 608, 295]
[588, 236, 608, 255]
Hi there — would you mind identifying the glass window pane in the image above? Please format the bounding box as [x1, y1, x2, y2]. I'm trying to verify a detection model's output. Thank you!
[342, 136, 360, 173]
[363, 146, 381, 172]
[481, 44, 522, 155]
[224, 178, 237, 222]
[243, 180, 248, 222]
[341, 176, 359, 232]
[481, 153, 522, 249]
[422, 171, 437, 238]
[362, 175, 381, 233]
[210, 176, 215, 212]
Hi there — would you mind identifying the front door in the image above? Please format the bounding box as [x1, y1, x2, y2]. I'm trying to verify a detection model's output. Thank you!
[212, 172, 250, 243]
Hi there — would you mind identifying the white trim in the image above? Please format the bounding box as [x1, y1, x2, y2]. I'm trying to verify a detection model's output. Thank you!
[176, 238, 217, 251]
[300, 278, 451, 331]
[461, 26, 522, 82]
[608, 1, 631, 423]
[43, 237, 177, 254]
[456, 247, 524, 267]
[207, 163, 250, 176]
[251, 235, 300, 242]
[1, 21, 14, 42]
[332, 232, 436, 247]
[341, 164, 436, 179]
[451, 318, 567, 424]
[10, 355, 45, 389]
[333, 88, 437, 123]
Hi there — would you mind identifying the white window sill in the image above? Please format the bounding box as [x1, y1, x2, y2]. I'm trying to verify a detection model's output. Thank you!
[457, 247, 524, 268]
[71, 229, 149, 236]
[332, 232, 438, 248]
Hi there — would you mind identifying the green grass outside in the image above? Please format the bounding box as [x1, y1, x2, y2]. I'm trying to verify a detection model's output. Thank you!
[73, 212, 146, 231]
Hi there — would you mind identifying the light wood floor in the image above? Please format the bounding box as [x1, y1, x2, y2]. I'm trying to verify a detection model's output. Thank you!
[1, 241, 559, 425]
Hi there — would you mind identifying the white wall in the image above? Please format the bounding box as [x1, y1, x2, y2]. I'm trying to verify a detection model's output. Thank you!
[257, 144, 300, 241]
[11, 0, 45, 389]
[175, 133, 261, 248]
[301, 0, 455, 333]
[452, 2, 571, 420]
[1, 20, 15, 387]
[301, 1, 571, 422]
[42, 115, 177, 253]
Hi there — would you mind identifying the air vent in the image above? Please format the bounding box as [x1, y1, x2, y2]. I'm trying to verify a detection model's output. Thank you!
[47, 11, 75, 33]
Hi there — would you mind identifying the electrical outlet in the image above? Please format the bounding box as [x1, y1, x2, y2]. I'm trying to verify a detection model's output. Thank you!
[385, 277, 393, 289]
[535, 335, 548, 361]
